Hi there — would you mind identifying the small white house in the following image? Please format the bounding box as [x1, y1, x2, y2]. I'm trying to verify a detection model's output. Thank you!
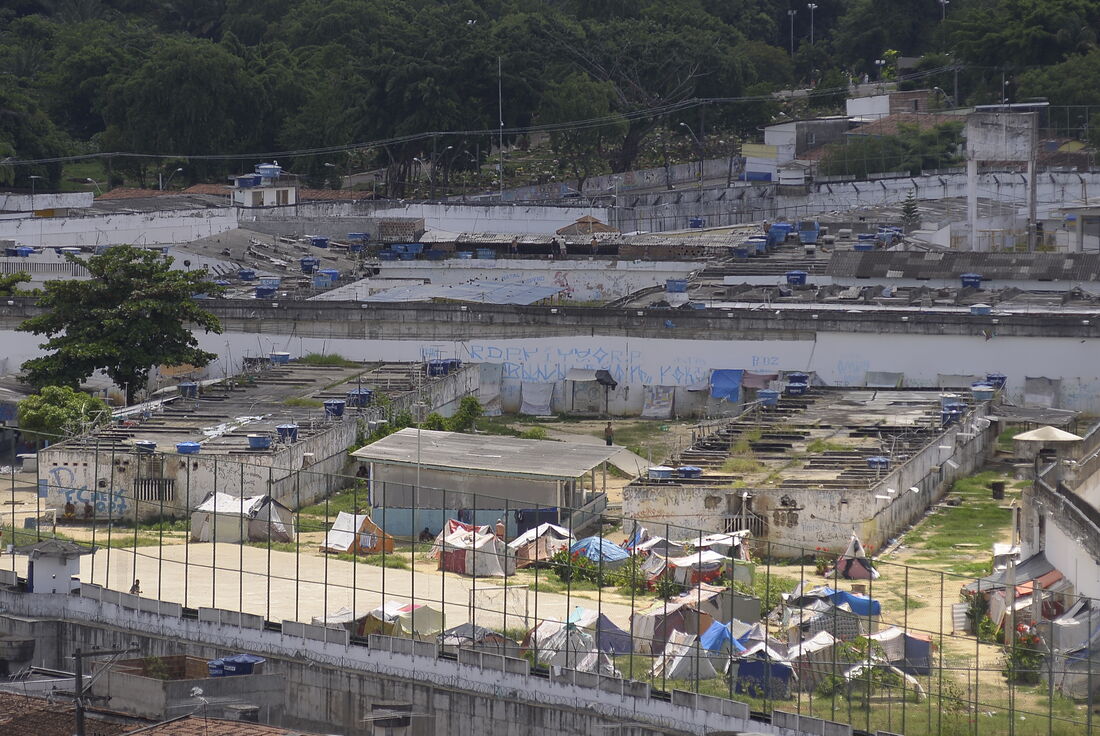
[230, 163, 298, 208]
[14, 539, 95, 594]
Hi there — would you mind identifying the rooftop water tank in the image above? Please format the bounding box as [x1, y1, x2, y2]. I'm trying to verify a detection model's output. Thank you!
[971, 384, 995, 401]
[960, 273, 983, 288]
[247, 435, 272, 450]
[758, 389, 780, 407]
[346, 388, 373, 407]
[666, 279, 688, 293]
[275, 424, 299, 442]
[985, 372, 1007, 389]
[176, 442, 201, 455]
[254, 286, 276, 299]
[237, 269, 256, 281]
[323, 399, 346, 418]
[256, 163, 282, 179]
[785, 271, 807, 286]
[299, 257, 320, 274]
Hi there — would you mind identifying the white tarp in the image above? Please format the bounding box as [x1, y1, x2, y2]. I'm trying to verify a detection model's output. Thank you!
[321, 512, 372, 553]
[441, 528, 514, 577]
[508, 523, 573, 549]
[641, 385, 676, 418]
[650, 630, 719, 681]
[190, 493, 295, 543]
[520, 381, 555, 415]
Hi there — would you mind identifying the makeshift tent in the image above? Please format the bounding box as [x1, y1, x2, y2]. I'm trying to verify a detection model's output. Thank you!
[1051, 610, 1100, 698]
[312, 607, 371, 637]
[667, 550, 730, 586]
[735, 643, 796, 699]
[650, 630, 719, 681]
[568, 606, 633, 655]
[632, 584, 757, 654]
[623, 524, 649, 552]
[535, 624, 614, 674]
[569, 537, 630, 569]
[634, 536, 686, 558]
[786, 630, 838, 691]
[784, 601, 866, 644]
[963, 551, 1057, 596]
[190, 493, 295, 543]
[430, 519, 492, 558]
[641, 385, 676, 418]
[992, 543, 1021, 571]
[830, 534, 879, 580]
[843, 663, 925, 702]
[555, 215, 618, 236]
[710, 369, 744, 402]
[519, 381, 555, 415]
[319, 512, 393, 554]
[786, 585, 882, 618]
[632, 599, 692, 655]
[508, 523, 573, 568]
[868, 627, 934, 676]
[437, 623, 513, 656]
[439, 527, 514, 577]
[1046, 599, 1096, 654]
[700, 619, 750, 655]
[363, 601, 445, 640]
[681, 583, 760, 628]
[687, 531, 753, 561]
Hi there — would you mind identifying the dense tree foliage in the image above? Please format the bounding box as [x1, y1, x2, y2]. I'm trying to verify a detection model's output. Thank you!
[19, 245, 223, 404]
[17, 385, 110, 442]
[818, 122, 964, 179]
[0, 0, 1096, 192]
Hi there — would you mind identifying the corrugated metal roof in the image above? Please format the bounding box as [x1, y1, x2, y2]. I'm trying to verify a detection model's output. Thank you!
[350, 280, 563, 305]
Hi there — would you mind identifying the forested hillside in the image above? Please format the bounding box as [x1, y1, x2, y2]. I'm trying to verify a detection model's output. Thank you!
[1, 0, 1097, 194]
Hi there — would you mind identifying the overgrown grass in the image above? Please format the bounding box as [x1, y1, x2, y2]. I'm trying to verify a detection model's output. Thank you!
[997, 424, 1025, 453]
[721, 456, 765, 474]
[297, 488, 367, 517]
[806, 438, 852, 453]
[918, 471, 1015, 551]
[296, 353, 359, 368]
[283, 397, 323, 408]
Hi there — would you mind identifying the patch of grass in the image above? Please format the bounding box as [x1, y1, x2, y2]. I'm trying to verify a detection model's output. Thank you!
[296, 352, 359, 368]
[806, 438, 851, 453]
[283, 397, 323, 408]
[721, 456, 765, 474]
[902, 594, 928, 610]
[917, 471, 1015, 551]
[297, 487, 367, 517]
[519, 426, 548, 440]
[997, 424, 1025, 453]
[361, 553, 408, 569]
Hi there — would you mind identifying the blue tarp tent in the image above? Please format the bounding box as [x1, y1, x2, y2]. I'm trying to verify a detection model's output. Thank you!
[570, 537, 630, 567]
[790, 586, 881, 617]
[701, 620, 748, 654]
[710, 370, 744, 401]
[735, 650, 795, 699]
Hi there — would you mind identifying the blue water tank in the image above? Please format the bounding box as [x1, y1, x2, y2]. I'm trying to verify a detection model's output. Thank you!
[176, 442, 201, 455]
[207, 659, 225, 677]
[255, 286, 276, 299]
[247, 435, 272, 450]
[134, 440, 157, 454]
[960, 273, 983, 288]
[269, 352, 291, 364]
[689, 217, 705, 229]
[312, 274, 333, 289]
[16, 246, 33, 257]
[318, 268, 340, 281]
[237, 269, 256, 281]
[324, 399, 346, 417]
[666, 279, 688, 293]
[853, 243, 875, 252]
[971, 384, 995, 401]
[867, 456, 890, 470]
[300, 257, 320, 274]
[346, 388, 373, 407]
[731, 246, 750, 259]
[222, 653, 265, 676]
[310, 236, 329, 249]
[677, 466, 703, 478]
[785, 382, 808, 396]
[476, 248, 496, 260]
[456, 251, 474, 259]
[179, 382, 198, 398]
[787, 372, 809, 384]
[349, 242, 363, 253]
[986, 372, 1007, 389]
[752, 240, 768, 256]
[276, 424, 299, 442]
[758, 389, 780, 407]
[259, 277, 281, 289]
[785, 271, 808, 286]
[428, 359, 450, 376]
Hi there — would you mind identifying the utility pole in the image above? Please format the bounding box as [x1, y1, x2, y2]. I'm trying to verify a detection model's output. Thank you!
[70, 645, 141, 736]
[787, 9, 797, 56]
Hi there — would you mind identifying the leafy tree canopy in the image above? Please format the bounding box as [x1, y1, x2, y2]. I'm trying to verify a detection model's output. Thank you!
[17, 385, 110, 442]
[19, 245, 223, 404]
[0, 272, 30, 296]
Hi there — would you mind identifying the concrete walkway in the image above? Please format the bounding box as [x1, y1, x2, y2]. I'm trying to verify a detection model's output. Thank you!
[7, 544, 639, 631]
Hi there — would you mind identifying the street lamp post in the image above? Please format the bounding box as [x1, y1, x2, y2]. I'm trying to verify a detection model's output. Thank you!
[679, 122, 705, 190]
[84, 178, 103, 195]
[787, 9, 797, 56]
[160, 167, 183, 191]
[874, 58, 887, 81]
[807, 4, 818, 44]
[939, 0, 949, 21]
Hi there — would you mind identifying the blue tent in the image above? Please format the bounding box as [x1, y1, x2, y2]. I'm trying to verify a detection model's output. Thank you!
[700, 620, 748, 654]
[570, 537, 630, 567]
[735, 653, 795, 699]
[791, 586, 881, 617]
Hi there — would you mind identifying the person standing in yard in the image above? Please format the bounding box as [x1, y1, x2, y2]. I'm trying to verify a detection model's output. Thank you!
[604, 422, 614, 446]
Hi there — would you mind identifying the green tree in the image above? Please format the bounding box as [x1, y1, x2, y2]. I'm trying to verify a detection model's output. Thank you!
[19, 245, 223, 405]
[0, 272, 30, 296]
[17, 385, 110, 442]
[539, 72, 626, 190]
[818, 122, 963, 178]
[901, 189, 919, 229]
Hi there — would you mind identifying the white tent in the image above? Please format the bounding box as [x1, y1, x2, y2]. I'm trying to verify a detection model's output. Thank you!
[667, 550, 730, 585]
[536, 624, 608, 673]
[190, 493, 295, 543]
[684, 531, 753, 560]
[440, 528, 514, 577]
[508, 523, 573, 568]
[649, 630, 719, 681]
[319, 512, 393, 554]
[364, 601, 445, 640]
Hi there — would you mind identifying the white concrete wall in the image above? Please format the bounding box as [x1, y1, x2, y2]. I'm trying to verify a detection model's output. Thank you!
[0, 208, 238, 248]
[0, 192, 94, 211]
[846, 95, 890, 119]
[246, 202, 605, 236]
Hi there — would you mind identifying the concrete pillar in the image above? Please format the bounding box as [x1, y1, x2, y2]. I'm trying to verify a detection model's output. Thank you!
[967, 158, 979, 251]
[1076, 215, 1085, 253]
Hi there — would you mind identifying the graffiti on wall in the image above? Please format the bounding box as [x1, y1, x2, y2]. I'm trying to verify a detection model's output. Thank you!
[45, 466, 129, 515]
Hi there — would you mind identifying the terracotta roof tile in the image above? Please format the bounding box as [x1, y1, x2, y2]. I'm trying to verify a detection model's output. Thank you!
[847, 113, 959, 137]
[123, 715, 323, 734]
[96, 187, 172, 200]
[0, 692, 131, 736]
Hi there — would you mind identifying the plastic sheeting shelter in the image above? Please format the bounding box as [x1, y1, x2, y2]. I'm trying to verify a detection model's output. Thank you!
[437, 623, 513, 655]
[312, 607, 372, 637]
[569, 536, 630, 569]
[784, 601, 867, 644]
[868, 627, 934, 675]
[787, 585, 882, 617]
[190, 493, 295, 543]
[666, 550, 730, 586]
[363, 601, 445, 640]
[787, 630, 838, 691]
[650, 630, 719, 681]
[830, 534, 879, 580]
[439, 527, 514, 577]
[568, 606, 633, 655]
[319, 512, 394, 555]
[700, 619, 750, 655]
[508, 522, 573, 568]
[710, 370, 744, 402]
[735, 644, 796, 699]
[687, 531, 752, 561]
[535, 624, 616, 675]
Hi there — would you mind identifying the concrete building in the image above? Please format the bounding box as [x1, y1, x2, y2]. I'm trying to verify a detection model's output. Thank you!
[623, 387, 996, 554]
[35, 360, 479, 521]
[744, 117, 850, 181]
[352, 428, 619, 537]
[229, 163, 298, 209]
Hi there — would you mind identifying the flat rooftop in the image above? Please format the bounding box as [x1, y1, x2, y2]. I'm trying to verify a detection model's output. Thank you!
[352, 428, 621, 480]
[44, 361, 443, 456]
[632, 388, 953, 493]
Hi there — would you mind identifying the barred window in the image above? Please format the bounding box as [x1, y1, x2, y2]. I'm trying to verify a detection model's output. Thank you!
[134, 478, 175, 502]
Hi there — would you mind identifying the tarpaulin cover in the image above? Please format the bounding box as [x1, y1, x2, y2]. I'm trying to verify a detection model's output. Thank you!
[742, 372, 778, 389]
[700, 620, 748, 653]
[478, 363, 504, 416]
[641, 385, 676, 418]
[520, 381, 555, 415]
[805, 587, 882, 617]
[570, 536, 630, 565]
[710, 370, 744, 401]
[865, 371, 904, 388]
[569, 606, 633, 654]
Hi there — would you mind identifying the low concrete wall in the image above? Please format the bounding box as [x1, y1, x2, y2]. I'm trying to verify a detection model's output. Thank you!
[0, 207, 238, 248]
[0, 589, 804, 736]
